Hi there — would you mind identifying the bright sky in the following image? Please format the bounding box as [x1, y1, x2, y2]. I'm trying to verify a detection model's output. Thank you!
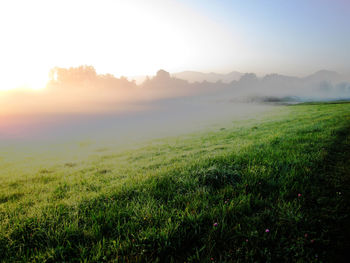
[0, 0, 349, 91]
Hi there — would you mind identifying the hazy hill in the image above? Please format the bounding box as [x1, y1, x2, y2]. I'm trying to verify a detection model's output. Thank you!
[129, 71, 243, 85]
[172, 70, 243, 83]
[304, 70, 345, 83]
[206, 70, 350, 102]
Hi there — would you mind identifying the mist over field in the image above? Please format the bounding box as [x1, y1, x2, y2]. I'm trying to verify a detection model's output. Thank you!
[1, 66, 350, 143]
[3, 65, 349, 146]
[1, 0, 350, 261]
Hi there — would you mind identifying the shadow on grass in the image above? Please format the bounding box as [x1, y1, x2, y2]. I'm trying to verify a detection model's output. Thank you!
[302, 124, 350, 262]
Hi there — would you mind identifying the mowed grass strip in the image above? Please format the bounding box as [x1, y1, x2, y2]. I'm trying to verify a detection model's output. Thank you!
[0, 102, 350, 262]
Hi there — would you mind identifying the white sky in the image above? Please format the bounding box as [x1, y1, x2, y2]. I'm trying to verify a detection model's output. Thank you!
[0, 0, 243, 90]
[0, 0, 349, 91]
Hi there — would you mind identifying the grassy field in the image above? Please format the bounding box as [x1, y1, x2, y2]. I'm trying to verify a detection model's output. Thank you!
[1, 102, 350, 262]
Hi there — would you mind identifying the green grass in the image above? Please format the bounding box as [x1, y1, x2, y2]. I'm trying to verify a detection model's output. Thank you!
[1, 102, 350, 262]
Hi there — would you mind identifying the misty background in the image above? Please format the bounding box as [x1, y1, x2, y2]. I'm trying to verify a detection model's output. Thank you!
[1, 0, 349, 146]
[1, 66, 350, 145]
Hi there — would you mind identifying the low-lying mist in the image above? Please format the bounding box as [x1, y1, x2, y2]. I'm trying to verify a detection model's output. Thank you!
[1, 66, 350, 147]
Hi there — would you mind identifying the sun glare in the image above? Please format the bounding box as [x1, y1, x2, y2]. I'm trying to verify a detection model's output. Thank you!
[0, 67, 48, 92]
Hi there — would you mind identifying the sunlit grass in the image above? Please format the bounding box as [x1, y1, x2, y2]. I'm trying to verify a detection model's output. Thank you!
[0, 102, 349, 262]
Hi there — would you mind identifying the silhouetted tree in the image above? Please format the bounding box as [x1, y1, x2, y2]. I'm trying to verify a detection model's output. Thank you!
[48, 65, 137, 90]
[156, 69, 171, 80]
